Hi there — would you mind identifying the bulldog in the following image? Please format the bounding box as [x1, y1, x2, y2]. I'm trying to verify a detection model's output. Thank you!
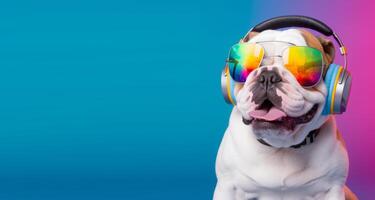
[213, 29, 358, 200]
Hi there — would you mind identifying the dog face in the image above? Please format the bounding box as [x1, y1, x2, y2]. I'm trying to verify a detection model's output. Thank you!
[235, 29, 335, 148]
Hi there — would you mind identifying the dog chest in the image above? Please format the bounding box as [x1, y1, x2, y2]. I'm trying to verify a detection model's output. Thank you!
[233, 148, 334, 193]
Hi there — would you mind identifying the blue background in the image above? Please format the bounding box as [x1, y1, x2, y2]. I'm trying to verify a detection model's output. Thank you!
[0, 0, 372, 199]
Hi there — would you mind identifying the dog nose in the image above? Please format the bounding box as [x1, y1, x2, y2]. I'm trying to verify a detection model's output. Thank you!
[257, 70, 282, 89]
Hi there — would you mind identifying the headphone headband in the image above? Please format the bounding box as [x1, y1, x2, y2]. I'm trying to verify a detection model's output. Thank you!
[251, 15, 333, 36]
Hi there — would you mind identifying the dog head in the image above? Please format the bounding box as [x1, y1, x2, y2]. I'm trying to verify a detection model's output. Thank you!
[235, 29, 335, 148]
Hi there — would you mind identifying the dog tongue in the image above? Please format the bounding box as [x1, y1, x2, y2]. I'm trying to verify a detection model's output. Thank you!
[249, 107, 286, 121]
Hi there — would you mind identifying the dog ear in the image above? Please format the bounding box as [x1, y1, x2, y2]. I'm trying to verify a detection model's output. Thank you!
[317, 36, 335, 65]
[240, 32, 259, 43]
[299, 29, 335, 66]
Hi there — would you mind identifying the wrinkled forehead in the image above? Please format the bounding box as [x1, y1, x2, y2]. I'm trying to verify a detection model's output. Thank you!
[248, 29, 308, 55]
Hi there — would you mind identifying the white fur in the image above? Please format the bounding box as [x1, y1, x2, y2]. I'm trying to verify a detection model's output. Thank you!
[214, 29, 349, 200]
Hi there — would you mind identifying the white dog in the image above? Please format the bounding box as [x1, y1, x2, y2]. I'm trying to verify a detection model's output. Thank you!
[213, 29, 358, 200]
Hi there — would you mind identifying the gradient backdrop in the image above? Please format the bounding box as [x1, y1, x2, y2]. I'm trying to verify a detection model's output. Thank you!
[0, 0, 374, 199]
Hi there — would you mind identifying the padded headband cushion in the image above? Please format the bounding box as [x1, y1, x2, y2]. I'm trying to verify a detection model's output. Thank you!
[251, 15, 333, 36]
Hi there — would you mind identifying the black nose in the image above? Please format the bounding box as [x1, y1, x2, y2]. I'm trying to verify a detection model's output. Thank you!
[257, 70, 282, 89]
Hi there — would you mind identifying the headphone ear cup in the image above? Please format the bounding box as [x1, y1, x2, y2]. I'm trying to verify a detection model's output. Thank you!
[334, 69, 352, 114]
[221, 65, 237, 105]
[323, 64, 351, 115]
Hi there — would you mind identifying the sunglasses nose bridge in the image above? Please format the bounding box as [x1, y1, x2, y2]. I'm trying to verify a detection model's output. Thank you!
[261, 55, 284, 67]
[261, 57, 274, 66]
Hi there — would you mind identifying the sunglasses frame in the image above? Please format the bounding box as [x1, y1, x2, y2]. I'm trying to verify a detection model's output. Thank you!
[226, 41, 325, 88]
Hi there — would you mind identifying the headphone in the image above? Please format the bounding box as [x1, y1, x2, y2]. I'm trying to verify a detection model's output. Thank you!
[221, 15, 352, 115]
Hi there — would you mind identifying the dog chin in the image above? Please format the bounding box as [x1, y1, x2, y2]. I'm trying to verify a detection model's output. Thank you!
[252, 126, 293, 141]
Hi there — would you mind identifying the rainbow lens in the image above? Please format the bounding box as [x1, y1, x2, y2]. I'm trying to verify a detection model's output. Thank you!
[227, 43, 264, 82]
[283, 46, 323, 87]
